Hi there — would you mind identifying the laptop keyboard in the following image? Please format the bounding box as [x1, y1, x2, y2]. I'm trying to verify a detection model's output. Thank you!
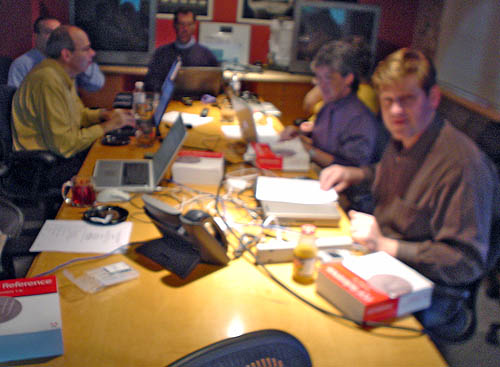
[123, 162, 149, 185]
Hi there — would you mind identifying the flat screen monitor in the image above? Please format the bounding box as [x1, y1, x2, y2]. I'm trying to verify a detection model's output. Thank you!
[69, 0, 157, 66]
[289, 0, 380, 74]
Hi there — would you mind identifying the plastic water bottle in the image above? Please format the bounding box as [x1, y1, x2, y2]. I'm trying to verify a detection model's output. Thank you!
[132, 81, 146, 119]
[230, 73, 241, 96]
[293, 224, 318, 284]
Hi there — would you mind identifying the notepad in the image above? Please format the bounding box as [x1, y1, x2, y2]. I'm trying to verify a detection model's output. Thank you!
[29, 220, 133, 254]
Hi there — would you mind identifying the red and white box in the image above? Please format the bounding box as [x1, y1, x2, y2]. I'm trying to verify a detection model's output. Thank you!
[316, 251, 434, 323]
[249, 138, 310, 172]
[172, 150, 225, 186]
[0, 275, 63, 363]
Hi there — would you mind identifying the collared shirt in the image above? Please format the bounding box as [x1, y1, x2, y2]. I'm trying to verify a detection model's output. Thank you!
[311, 92, 378, 167]
[371, 115, 500, 286]
[12, 58, 104, 158]
[7, 48, 105, 92]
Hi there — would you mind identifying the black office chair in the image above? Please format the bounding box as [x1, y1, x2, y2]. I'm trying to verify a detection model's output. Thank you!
[428, 218, 500, 345]
[0, 85, 62, 277]
[0, 56, 12, 85]
[167, 329, 312, 367]
[0, 196, 24, 279]
[0, 85, 60, 210]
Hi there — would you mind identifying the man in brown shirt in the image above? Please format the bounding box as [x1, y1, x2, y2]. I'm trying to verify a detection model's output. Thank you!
[319, 48, 500, 341]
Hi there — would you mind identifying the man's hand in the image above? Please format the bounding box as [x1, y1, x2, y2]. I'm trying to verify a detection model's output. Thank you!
[279, 125, 299, 141]
[319, 164, 365, 192]
[100, 109, 136, 133]
[349, 210, 398, 256]
[299, 120, 314, 133]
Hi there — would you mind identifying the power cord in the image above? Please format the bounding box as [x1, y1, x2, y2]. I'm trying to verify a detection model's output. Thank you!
[214, 165, 426, 336]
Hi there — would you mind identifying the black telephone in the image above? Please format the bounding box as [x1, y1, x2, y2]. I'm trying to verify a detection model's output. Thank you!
[180, 210, 229, 265]
[136, 195, 230, 278]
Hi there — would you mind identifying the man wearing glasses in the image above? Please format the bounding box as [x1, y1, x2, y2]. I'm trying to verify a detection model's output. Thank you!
[11, 26, 135, 187]
[144, 7, 218, 92]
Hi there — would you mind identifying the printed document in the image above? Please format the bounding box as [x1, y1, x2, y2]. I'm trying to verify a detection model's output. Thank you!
[30, 220, 133, 254]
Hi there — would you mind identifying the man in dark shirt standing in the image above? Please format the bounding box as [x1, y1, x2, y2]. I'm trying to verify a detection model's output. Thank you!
[319, 48, 500, 342]
[144, 7, 218, 92]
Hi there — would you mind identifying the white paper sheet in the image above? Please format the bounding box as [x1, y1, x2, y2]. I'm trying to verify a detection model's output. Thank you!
[255, 176, 338, 204]
[29, 220, 133, 254]
[220, 124, 279, 143]
[163, 111, 213, 127]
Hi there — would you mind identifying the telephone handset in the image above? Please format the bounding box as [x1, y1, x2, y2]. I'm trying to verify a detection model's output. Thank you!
[138, 195, 230, 278]
[180, 210, 230, 265]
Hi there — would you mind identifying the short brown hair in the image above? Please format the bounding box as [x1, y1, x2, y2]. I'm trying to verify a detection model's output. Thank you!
[174, 7, 196, 24]
[372, 48, 436, 95]
[311, 40, 365, 93]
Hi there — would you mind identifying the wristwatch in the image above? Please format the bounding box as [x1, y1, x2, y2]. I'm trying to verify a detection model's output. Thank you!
[308, 147, 316, 158]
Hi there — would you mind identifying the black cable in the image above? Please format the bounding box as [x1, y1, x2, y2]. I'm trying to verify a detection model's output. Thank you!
[214, 165, 252, 259]
[213, 166, 426, 335]
[172, 166, 425, 336]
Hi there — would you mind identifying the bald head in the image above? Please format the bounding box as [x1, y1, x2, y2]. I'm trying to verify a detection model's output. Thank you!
[46, 25, 95, 77]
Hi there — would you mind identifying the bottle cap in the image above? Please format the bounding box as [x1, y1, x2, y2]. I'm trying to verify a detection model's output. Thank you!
[135, 81, 144, 88]
[301, 224, 316, 235]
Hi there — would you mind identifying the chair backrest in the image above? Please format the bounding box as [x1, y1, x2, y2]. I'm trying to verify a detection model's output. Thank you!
[0, 196, 23, 238]
[0, 56, 12, 85]
[167, 329, 312, 367]
[0, 85, 16, 164]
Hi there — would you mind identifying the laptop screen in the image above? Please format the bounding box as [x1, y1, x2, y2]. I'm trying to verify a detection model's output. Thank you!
[152, 115, 187, 185]
[231, 95, 258, 143]
[153, 57, 182, 127]
[174, 66, 223, 98]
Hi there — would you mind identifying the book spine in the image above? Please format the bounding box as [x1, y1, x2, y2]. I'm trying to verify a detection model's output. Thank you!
[0, 276, 57, 297]
[319, 263, 398, 322]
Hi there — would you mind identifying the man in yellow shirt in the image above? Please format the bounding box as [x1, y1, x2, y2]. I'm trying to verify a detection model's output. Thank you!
[11, 25, 134, 186]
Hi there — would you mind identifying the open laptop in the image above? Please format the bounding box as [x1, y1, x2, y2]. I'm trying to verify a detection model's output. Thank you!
[93, 115, 187, 192]
[108, 57, 182, 138]
[174, 66, 223, 99]
[231, 95, 258, 143]
[230, 95, 280, 144]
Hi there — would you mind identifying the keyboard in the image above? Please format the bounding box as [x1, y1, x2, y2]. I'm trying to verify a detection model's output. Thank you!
[122, 162, 149, 185]
[106, 126, 137, 138]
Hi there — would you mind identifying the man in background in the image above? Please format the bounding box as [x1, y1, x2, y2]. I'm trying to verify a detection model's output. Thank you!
[144, 7, 218, 92]
[319, 48, 500, 341]
[8, 16, 105, 92]
[11, 25, 134, 187]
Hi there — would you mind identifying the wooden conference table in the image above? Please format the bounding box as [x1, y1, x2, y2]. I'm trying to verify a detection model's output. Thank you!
[26, 101, 446, 366]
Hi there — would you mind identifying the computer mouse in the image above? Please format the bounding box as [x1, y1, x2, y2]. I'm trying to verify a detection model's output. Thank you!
[96, 188, 131, 203]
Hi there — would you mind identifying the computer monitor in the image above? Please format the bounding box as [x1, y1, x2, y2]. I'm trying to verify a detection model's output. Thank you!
[289, 0, 380, 74]
[69, 0, 157, 66]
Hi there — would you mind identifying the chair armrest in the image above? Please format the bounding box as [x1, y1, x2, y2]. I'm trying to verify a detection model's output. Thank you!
[11, 150, 58, 165]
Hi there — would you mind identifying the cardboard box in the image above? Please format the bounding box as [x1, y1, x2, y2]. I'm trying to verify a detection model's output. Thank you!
[172, 150, 224, 185]
[316, 252, 434, 323]
[246, 138, 310, 172]
[0, 275, 63, 363]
